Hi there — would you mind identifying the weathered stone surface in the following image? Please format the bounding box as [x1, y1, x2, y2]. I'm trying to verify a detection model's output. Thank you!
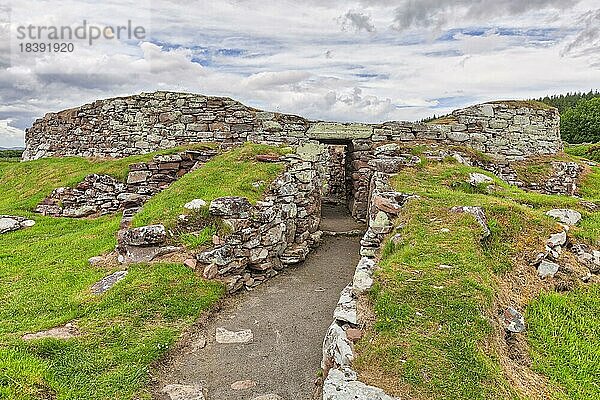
[546, 209, 582, 226]
[352, 257, 375, 295]
[24, 92, 561, 164]
[122, 225, 167, 246]
[90, 271, 128, 294]
[0, 216, 36, 234]
[22, 323, 78, 340]
[547, 231, 567, 248]
[468, 172, 493, 186]
[323, 368, 398, 400]
[502, 307, 526, 333]
[184, 198, 207, 210]
[209, 197, 252, 218]
[161, 384, 205, 400]
[538, 260, 560, 278]
[450, 206, 491, 238]
[322, 322, 354, 369]
[333, 285, 357, 325]
[307, 122, 373, 140]
[215, 327, 253, 344]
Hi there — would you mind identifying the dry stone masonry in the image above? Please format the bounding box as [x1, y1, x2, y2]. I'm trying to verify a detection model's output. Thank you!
[35, 148, 217, 224]
[24, 92, 561, 163]
[118, 152, 322, 292]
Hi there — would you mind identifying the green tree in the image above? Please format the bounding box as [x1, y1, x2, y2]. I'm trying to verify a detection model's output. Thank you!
[561, 98, 600, 143]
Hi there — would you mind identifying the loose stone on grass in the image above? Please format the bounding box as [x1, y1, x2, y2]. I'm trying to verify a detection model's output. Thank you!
[22, 323, 79, 340]
[546, 209, 582, 226]
[538, 260, 560, 279]
[91, 271, 128, 294]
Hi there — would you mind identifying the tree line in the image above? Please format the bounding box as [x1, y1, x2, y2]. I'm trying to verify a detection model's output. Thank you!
[534, 91, 600, 144]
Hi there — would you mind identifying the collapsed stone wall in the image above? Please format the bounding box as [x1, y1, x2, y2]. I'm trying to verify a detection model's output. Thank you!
[23, 92, 562, 163]
[119, 153, 322, 292]
[35, 149, 217, 224]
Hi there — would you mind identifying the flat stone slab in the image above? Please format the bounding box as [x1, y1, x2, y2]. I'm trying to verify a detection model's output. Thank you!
[22, 323, 78, 340]
[91, 271, 128, 294]
[538, 260, 560, 278]
[215, 327, 253, 344]
[546, 209, 582, 226]
[0, 215, 36, 234]
[323, 368, 398, 400]
[161, 384, 205, 400]
[307, 122, 373, 140]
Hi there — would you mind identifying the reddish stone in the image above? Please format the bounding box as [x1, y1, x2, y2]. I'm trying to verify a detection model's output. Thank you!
[184, 258, 197, 269]
[255, 154, 281, 163]
[346, 328, 363, 342]
[346, 328, 362, 342]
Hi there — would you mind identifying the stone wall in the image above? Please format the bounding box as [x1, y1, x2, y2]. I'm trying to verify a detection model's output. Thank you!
[23, 92, 562, 163]
[35, 148, 217, 225]
[118, 153, 322, 292]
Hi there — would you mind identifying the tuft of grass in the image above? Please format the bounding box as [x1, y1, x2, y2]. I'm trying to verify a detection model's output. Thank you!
[527, 285, 600, 400]
[489, 100, 555, 110]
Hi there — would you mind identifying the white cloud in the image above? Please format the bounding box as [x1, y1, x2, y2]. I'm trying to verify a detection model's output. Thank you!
[0, 0, 599, 147]
[0, 119, 25, 148]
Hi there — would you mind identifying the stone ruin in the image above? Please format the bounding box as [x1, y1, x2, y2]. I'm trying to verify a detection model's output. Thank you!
[23, 91, 564, 221]
[16, 91, 596, 399]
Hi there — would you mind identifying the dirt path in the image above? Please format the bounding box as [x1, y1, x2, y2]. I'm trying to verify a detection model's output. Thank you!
[155, 205, 363, 400]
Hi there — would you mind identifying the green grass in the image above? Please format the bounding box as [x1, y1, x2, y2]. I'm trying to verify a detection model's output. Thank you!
[489, 100, 555, 110]
[0, 146, 289, 399]
[353, 155, 600, 399]
[527, 285, 600, 400]
[565, 143, 600, 163]
[132, 143, 292, 228]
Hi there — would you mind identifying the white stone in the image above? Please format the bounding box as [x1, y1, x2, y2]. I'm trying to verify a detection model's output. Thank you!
[322, 322, 354, 369]
[0, 218, 19, 234]
[547, 231, 567, 248]
[323, 368, 399, 400]
[468, 172, 493, 186]
[215, 327, 253, 344]
[161, 384, 205, 400]
[333, 284, 357, 325]
[546, 209, 582, 226]
[184, 198, 207, 210]
[21, 219, 36, 228]
[538, 260, 560, 278]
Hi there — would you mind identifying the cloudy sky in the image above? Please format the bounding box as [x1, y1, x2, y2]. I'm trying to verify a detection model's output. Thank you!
[0, 0, 599, 148]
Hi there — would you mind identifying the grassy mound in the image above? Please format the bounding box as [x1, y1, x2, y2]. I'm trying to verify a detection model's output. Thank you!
[0, 143, 287, 399]
[354, 154, 600, 399]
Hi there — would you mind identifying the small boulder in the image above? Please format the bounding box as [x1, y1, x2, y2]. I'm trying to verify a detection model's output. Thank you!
[468, 172, 493, 186]
[546, 209, 582, 226]
[538, 260, 560, 278]
[502, 307, 525, 333]
[121, 225, 167, 246]
[0, 217, 20, 234]
[184, 198, 207, 211]
[547, 231, 567, 248]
